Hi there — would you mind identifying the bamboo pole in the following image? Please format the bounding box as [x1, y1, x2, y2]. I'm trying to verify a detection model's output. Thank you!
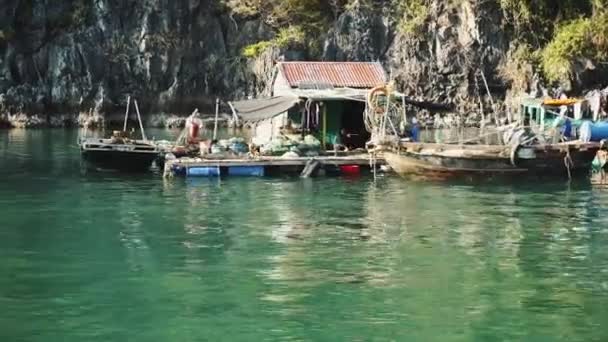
[401, 94, 406, 124]
[123, 95, 131, 131]
[213, 98, 220, 140]
[227, 101, 239, 127]
[134, 100, 147, 141]
[322, 104, 327, 150]
[479, 70, 497, 124]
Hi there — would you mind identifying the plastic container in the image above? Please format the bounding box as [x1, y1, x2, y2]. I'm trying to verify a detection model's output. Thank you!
[580, 121, 608, 142]
[590, 122, 608, 141]
[340, 165, 361, 175]
[228, 166, 265, 177]
[187, 167, 220, 177]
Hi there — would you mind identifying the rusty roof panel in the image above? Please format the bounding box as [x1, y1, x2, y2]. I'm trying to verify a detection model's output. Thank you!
[279, 62, 386, 89]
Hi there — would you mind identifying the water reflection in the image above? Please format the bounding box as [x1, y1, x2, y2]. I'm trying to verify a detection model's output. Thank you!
[2, 129, 608, 341]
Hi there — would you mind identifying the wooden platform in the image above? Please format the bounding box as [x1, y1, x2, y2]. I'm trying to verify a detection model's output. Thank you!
[163, 153, 384, 178]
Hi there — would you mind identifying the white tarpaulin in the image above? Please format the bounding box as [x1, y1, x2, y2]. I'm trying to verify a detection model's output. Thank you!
[230, 96, 300, 122]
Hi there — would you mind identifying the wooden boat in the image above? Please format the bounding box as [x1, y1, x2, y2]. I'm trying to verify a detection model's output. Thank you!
[384, 141, 600, 180]
[79, 96, 160, 171]
[80, 133, 160, 170]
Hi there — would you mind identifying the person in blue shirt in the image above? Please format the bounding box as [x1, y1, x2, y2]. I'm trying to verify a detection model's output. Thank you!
[410, 117, 420, 142]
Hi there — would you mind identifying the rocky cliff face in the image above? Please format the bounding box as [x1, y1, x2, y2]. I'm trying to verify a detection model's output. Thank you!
[0, 0, 606, 127]
[0, 0, 277, 126]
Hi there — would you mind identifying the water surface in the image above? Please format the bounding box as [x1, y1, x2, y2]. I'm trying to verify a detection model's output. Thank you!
[1, 129, 608, 341]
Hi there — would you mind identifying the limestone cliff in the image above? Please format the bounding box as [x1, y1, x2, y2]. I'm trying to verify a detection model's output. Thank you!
[0, 0, 606, 127]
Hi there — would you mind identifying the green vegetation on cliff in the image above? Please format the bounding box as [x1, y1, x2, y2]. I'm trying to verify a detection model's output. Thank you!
[232, 0, 607, 88]
[541, 14, 608, 83]
[499, 0, 608, 86]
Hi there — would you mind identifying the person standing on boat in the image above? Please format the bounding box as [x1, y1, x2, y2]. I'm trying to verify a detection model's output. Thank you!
[552, 106, 573, 141]
[410, 117, 420, 142]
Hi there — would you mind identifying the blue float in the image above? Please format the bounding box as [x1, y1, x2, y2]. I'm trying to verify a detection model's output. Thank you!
[187, 166, 220, 177]
[228, 166, 265, 177]
[580, 121, 608, 142]
[590, 122, 608, 141]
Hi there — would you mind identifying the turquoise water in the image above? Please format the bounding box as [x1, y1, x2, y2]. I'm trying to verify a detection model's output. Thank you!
[1, 129, 608, 341]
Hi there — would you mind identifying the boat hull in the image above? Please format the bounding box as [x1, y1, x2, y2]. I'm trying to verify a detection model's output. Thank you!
[385, 142, 600, 181]
[82, 150, 159, 170]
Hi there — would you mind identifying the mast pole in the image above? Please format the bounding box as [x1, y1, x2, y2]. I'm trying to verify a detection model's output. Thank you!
[213, 98, 220, 140]
[123, 95, 131, 131]
[134, 100, 147, 141]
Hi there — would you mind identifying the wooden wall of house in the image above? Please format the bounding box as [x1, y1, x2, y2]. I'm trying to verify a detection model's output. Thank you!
[272, 70, 295, 97]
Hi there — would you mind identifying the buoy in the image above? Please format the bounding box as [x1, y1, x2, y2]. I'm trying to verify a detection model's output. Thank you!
[340, 165, 361, 175]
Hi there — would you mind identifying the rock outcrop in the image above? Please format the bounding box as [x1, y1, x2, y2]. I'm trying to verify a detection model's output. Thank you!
[0, 0, 606, 127]
[0, 0, 275, 126]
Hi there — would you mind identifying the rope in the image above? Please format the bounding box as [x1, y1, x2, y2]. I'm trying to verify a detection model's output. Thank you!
[369, 149, 377, 182]
[510, 144, 520, 167]
[564, 149, 573, 180]
[363, 84, 404, 145]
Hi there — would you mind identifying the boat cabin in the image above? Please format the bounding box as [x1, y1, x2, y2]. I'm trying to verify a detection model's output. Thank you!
[520, 98, 595, 129]
[231, 62, 389, 151]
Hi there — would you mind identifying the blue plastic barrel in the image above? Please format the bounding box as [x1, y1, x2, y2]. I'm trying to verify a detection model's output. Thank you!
[227, 166, 265, 177]
[580, 121, 608, 142]
[187, 166, 220, 177]
[590, 122, 608, 141]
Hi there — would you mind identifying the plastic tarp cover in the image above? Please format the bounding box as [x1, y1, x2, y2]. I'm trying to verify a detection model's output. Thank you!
[230, 96, 300, 123]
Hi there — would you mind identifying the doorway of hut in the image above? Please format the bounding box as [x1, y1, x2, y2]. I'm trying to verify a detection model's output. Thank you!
[324, 100, 370, 150]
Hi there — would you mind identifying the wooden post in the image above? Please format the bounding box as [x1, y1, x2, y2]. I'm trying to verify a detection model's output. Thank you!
[123, 95, 131, 131]
[401, 94, 406, 124]
[322, 103, 327, 150]
[133, 100, 147, 141]
[213, 98, 220, 140]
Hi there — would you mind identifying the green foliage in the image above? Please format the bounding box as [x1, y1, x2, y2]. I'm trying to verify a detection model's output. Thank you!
[541, 18, 591, 83]
[396, 0, 429, 36]
[225, 0, 336, 29]
[496, 0, 607, 84]
[223, 0, 261, 17]
[242, 40, 273, 58]
[227, 0, 334, 58]
[500, 0, 532, 22]
[499, 0, 593, 39]
[241, 25, 306, 58]
[541, 14, 608, 83]
[274, 26, 306, 47]
[590, 11, 608, 57]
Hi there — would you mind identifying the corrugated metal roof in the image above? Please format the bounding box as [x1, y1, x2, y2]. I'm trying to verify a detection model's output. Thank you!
[278, 62, 386, 89]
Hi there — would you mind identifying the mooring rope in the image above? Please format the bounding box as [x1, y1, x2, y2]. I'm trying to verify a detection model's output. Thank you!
[564, 149, 574, 180]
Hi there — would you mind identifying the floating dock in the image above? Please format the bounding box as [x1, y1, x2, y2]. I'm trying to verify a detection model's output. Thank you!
[163, 153, 384, 178]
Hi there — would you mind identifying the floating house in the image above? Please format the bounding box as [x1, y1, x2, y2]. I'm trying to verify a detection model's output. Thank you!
[230, 61, 389, 150]
[164, 62, 396, 178]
